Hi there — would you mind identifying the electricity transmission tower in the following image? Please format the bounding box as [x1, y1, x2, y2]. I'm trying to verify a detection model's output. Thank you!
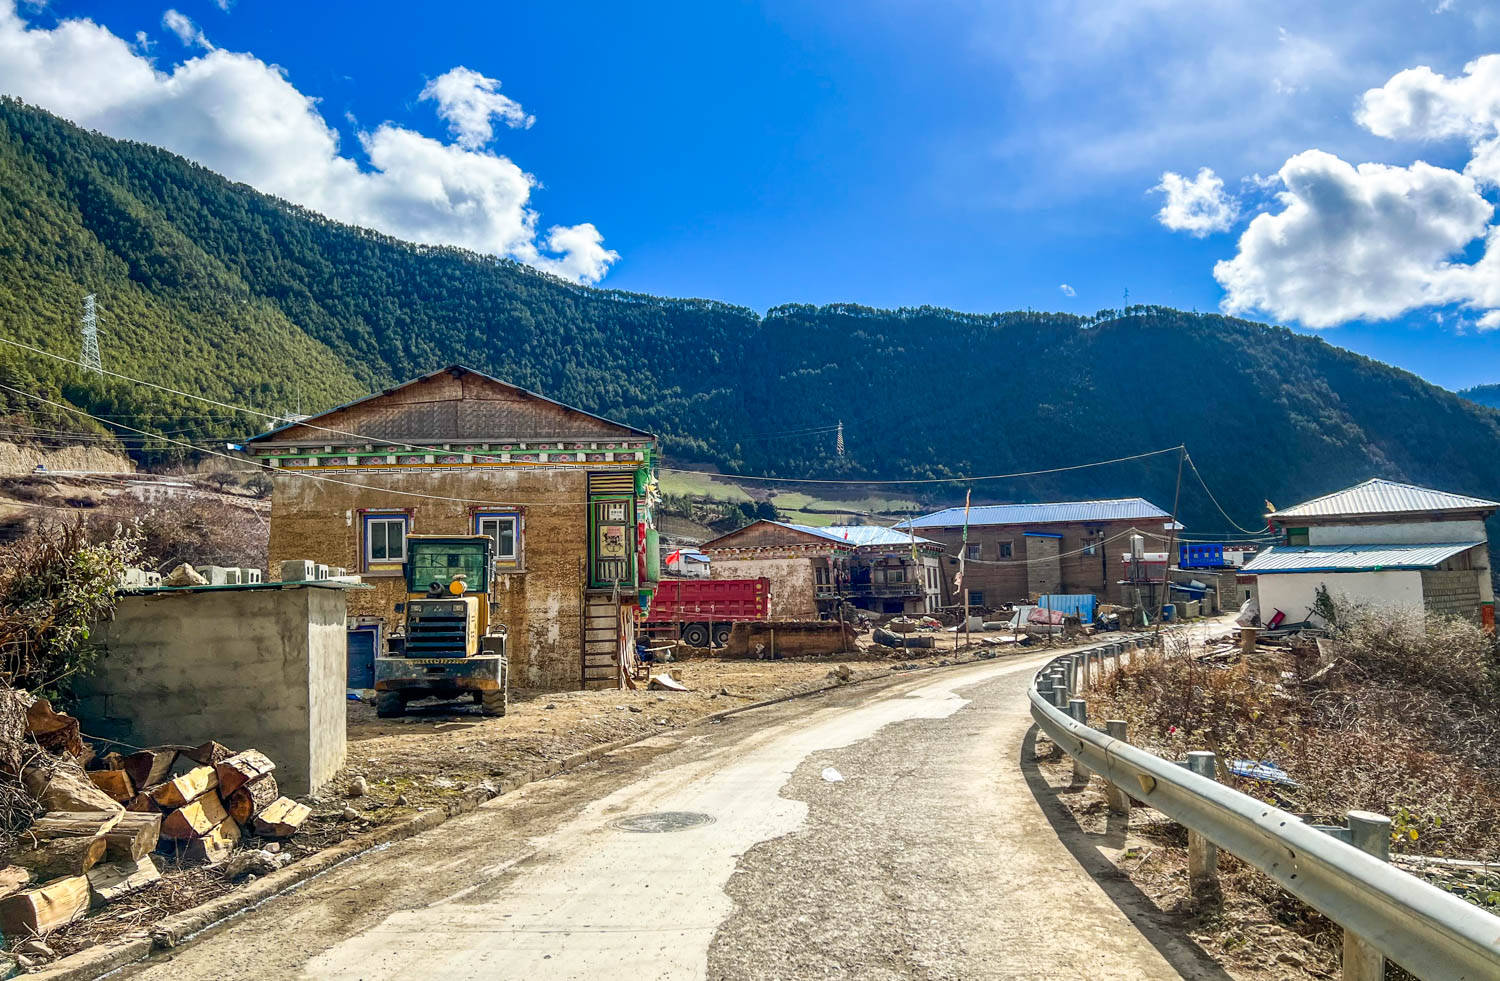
[80, 293, 102, 375]
[836, 420, 845, 458]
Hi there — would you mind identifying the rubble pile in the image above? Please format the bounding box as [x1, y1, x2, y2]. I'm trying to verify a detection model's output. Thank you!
[0, 697, 309, 942]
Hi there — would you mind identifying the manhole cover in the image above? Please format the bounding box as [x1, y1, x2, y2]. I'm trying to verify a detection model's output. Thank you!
[610, 811, 716, 833]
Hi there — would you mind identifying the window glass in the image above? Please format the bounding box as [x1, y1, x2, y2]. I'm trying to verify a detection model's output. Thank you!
[968, 590, 984, 606]
[367, 516, 406, 563]
[965, 543, 981, 560]
[998, 541, 1013, 558]
[478, 515, 519, 560]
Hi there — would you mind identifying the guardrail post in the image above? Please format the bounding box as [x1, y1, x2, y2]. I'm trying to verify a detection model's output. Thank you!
[1103, 720, 1130, 814]
[1186, 751, 1220, 901]
[1344, 810, 1392, 981]
[1037, 673, 1054, 699]
[1052, 679, 1070, 709]
[1067, 699, 1089, 781]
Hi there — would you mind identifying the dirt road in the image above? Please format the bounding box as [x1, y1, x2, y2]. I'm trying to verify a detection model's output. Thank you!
[121, 649, 1224, 979]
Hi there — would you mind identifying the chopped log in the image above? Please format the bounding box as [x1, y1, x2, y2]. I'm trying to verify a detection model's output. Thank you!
[86, 856, 160, 905]
[87, 769, 135, 802]
[215, 751, 275, 798]
[225, 775, 280, 826]
[96, 751, 128, 771]
[251, 797, 310, 838]
[0, 875, 90, 936]
[24, 698, 85, 759]
[125, 790, 162, 813]
[0, 691, 27, 776]
[23, 762, 124, 815]
[31, 811, 121, 839]
[183, 741, 234, 767]
[179, 817, 239, 866]
[104, 812, 161, 861]
[150, 766, 217, 808]
[123, 749, 177, 790]
[0, 867, 31, 902]
[161, 794, 228, 840]
[10, 836, 105, 881]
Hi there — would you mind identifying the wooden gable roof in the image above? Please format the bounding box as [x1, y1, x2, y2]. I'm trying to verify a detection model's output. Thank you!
[246, 365, 654, 448]
[699, 520, 855, 552]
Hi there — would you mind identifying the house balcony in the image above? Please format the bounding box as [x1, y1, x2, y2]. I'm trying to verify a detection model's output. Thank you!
[848, 582, 925, 599]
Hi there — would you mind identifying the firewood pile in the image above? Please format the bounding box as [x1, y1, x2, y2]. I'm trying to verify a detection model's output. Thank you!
[0, 697, 310, 939]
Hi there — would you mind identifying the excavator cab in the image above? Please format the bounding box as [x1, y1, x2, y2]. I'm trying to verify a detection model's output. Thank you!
[375, 536, 509, 717]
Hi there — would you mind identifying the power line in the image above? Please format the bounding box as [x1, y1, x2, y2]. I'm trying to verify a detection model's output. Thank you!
[0, 383, 610, 510]
[1184, 452, 1265, 535]
[2, 336, 1186, 494]
[662, 445, 1184, 486]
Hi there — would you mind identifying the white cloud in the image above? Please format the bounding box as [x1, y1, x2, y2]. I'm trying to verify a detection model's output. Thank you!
[1058, 283, 1076, 297]
[1356, 55, 1500, 185]
[162, 10, 211, 50]
[1152, 167, 1239, 236]
[420, 67, 533, 150]
[0, 3, 615, 284]
[1213, 150, 1493, 327]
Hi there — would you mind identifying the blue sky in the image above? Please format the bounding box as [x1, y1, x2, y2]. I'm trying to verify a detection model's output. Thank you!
[6, 0, 1500, 389]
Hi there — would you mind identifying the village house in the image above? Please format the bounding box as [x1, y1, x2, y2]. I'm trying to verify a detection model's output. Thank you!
[244, 365, 660, 690]
[896, 498, 1178, 608]
[697, 521, 854, 619]
[827, 525, 945, 615]
[1244, 478, 1497, 628]
[696, 521, 945, 618]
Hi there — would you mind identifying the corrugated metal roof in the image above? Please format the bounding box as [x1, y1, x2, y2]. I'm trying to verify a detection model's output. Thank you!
[1269, 479, 1499, 519]
[896, 498, 1171, 529]
[775, 521, 859, 545]
[820, 525, 940, 549]
[1241, 541, 1482, 574]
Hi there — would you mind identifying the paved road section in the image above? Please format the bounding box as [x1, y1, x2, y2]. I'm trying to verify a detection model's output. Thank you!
[123, 651, 1220, 980]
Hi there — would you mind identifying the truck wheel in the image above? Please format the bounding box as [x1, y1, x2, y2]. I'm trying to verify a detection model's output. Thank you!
[376, 692, 405, 718]
[712, 624, 731, 647]
[682, 623, 710, 647]
[480, 688, 508, 717]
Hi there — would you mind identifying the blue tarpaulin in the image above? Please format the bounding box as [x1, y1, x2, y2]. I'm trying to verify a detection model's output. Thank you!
[1036, 593, 1096, 624]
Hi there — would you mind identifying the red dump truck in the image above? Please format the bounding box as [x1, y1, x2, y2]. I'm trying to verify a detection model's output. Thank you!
[643, 578, 771, 647]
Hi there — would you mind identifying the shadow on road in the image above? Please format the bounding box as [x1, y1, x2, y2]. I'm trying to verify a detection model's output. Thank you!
[1019, 725, 1235, 981]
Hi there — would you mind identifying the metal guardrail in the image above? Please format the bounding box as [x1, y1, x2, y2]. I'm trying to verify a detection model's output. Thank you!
[1029, 640, 1500, 981]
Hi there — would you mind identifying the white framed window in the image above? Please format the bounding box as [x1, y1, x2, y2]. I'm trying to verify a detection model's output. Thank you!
[476, 512, 520, 563]
[364, 514, 408, 569]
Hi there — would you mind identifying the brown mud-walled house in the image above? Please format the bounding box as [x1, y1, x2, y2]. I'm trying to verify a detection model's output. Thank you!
[244, 365, 660, 690]
[897, 498, 1177, 608]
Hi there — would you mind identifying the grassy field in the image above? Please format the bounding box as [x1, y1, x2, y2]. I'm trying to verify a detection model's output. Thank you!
[660, 468, 928, 528]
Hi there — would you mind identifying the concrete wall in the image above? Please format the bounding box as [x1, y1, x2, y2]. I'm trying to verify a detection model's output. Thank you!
[1255, 570, 1424, 624]
[1307, 518, 1488, 546]
[268, 466, 594, 690]
[709, 556, 818, 619]
[79, 585, 348, 795]
[724, 621, 851, 657]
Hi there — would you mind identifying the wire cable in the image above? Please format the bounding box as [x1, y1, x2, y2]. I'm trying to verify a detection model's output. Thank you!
[0, 383, 608, 510]
[1184, 451, 1266, 535]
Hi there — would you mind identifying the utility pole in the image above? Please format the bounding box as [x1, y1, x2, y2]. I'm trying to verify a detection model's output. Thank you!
[1155, 445, 1186, 644]
[80, 294, 101, 375]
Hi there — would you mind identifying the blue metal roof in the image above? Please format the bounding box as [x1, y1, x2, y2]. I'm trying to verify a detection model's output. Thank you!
[1241, 541, 1483, 574]
[1269, 479, 1499, 520]
[896, 498, 1171, 529]
[820, 525, 940, 549]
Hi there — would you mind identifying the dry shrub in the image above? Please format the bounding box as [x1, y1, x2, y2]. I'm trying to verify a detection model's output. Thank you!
[1094, 608, 1500, 859]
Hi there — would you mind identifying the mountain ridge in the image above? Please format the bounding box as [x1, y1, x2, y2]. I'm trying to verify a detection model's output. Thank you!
[1, 96, 1499, 541]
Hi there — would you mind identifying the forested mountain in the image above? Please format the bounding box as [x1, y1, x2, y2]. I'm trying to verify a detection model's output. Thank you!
[3, 96, 1500, 538]
[1458, 384, 1500, 411]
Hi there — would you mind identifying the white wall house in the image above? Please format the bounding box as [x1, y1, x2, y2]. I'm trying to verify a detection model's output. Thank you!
[1245, 479, 1497, 627]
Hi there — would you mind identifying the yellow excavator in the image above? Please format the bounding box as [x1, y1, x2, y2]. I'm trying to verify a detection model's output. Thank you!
[375, 535, 509, 717]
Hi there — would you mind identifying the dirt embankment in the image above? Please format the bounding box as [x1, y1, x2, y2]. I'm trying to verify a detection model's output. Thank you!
[0, 442, 132, 476]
